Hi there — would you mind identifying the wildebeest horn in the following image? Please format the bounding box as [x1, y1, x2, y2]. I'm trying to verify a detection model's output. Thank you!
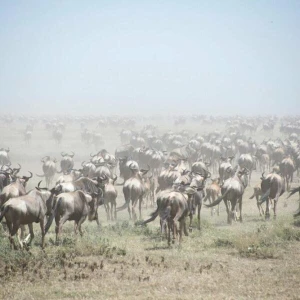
[81, 161, 86, 167]
[69, 151, 75, 158]
[260, 172, 266, 180]
[61, 152, 66, 157]
[23, 171, 33, 182]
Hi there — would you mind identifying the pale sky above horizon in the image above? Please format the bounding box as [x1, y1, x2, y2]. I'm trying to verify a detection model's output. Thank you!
[0, 1, 299, 115]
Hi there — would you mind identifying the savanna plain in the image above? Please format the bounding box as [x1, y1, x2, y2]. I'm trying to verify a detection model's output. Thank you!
[0, 116, 300, 300]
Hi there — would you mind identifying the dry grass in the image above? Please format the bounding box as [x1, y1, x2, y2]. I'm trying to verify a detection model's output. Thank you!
[1, 118, 300, 299]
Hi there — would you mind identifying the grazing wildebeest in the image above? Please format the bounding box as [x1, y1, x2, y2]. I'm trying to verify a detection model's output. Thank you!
[45, 190, 99, 243]
[36, 156, 59, 187]
[0, 188, 54, 249]
[259, 172, 285, 219]
[205, 168, 249, 224]
[142, 189, 189, 245]
[249, 183, 264, 216]
[117, 164, 149, 221]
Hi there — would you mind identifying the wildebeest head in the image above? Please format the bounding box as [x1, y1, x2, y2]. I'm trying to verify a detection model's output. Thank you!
[20, 171, 33, 186]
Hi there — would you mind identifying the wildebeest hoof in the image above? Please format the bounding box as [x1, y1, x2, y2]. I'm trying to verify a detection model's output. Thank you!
[189, 227, 193, 233]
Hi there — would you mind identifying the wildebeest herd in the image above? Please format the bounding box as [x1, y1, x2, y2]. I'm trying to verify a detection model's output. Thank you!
[0, 114, 300, 249]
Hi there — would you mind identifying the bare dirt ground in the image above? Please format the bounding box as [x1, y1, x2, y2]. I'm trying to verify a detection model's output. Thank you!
[0, 118, 300, 300]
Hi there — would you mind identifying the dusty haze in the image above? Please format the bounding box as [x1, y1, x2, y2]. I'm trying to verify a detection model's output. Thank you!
[0, 1, 299, 115]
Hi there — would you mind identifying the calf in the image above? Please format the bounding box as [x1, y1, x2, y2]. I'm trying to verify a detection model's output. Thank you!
[204, 178, 221, 216]
[249, 183, 264, 216]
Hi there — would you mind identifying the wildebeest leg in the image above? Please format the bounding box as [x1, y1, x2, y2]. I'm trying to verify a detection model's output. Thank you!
[56, 215, 69, 243]
[138, 197, 143, 220]
[265, 197, 270, 220]
[113, 200, 117, 220]
[172, 220, 177, 244]
[40, 218, 45, 249]
[188, 209, 193, 232]
[273, 199, 277, 219]
[223, 200, 231, 224]
[77, 216, 87, 236]
[104, 202, 109, 220]
[179, 219, 184, 244]
[197, 202, 201, 230]
[23, 223, 34, 248]
[238, 197, 243, 223]
[127, 201, 132, 220]
[10, 222, 20, 250]
[167, 219, 171, 246]
[231, 201, 237, 224]
[20, 225, 26, 240]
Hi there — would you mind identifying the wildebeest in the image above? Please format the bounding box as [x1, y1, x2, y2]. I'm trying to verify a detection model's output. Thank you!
[118, 157, 139, 184]
[0, 172, 33, 206]
[260, 172, 285, 219]
[249, 183, 264, 216]
[102, 175, 118, 221]
[59, 152, 75, 173]
[184, 172, 208, 230]
[204, 178, 221, 216]
[55, 169, 82, 184]
[219, 156, 234, 185]
[45, 190, 99, 243]
[142, 189, 189, 245]
[238, 154, 255, 185]
[54, 176, 103, 196]
[279, 156, 295, 191]
[0, 148, 10, 165]
[36, 156, 59, 187]
[117, 164, 149, 221]
[205, 168, 249, 224]
[0, 188, 54, 249]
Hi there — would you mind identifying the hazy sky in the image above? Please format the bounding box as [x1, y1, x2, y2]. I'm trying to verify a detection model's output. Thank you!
[0, 1, 299, 115]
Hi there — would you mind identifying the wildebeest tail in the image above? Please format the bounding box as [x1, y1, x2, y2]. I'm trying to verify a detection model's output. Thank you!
[259, 188, 270, 204]
[160, 206, 171, 233]
[116, 201, 129, 212]
[0, 205, 9, 223]
[205, 189, 229, 208]
[36, 173, 45, 177]
[141, 206, 159, 225]
[249, 193, 255, 199]
[45, 197, 62, 233]
[287, 187, 300, 199]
